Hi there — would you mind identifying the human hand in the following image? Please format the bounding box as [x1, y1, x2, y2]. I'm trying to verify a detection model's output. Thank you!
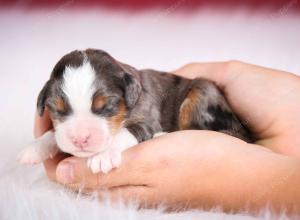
[40, 128, 300, 213]
[175, 61, 300, 156]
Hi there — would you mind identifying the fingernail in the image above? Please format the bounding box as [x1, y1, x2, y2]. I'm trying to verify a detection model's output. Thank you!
[57, 162, 75, 184]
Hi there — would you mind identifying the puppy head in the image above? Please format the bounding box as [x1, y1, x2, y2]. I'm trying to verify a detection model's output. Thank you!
[37, 49, 141, 157]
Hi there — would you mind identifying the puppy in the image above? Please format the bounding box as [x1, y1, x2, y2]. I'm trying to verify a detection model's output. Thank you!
[18, 49, 253, 173]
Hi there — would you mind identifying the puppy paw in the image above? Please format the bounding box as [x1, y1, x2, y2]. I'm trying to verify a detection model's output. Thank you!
[18, 144, 45, 165]
[18, 141, 58, 165]
[87, 149, 121, 174]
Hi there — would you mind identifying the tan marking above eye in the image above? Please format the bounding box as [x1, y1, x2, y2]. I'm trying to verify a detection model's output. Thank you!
[54, 97, 66, 112]
[92, 95, 107, 110]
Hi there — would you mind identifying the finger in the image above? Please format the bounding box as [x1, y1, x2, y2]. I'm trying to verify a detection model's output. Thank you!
[34, 108, 52, 138]
[55, 131, 213, 190]
[54, 135, 170, 189]
[97, 185, 156, 208]
[55, 149, 147, 189]
[43, 153, 70, 181]
[55, 156, 98, 189]
[175, 61, 300, 137]
[174, 62, 227, 88]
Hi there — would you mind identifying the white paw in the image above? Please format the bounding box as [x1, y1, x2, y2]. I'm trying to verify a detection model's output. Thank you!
[87, 149, 121, 174]
[18, 137, 58, 164]
[18, 144, 45, 165]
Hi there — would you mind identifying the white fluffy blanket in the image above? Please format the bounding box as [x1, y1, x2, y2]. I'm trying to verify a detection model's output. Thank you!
[0, 7, 299, 220]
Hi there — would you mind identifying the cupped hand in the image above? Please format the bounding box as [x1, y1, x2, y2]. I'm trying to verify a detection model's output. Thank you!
[175, 61, 300, 156]
[35, 61, 300, 213]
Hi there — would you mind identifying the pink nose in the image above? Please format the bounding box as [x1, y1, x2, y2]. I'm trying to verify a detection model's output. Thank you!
[71, 135, 90, 149]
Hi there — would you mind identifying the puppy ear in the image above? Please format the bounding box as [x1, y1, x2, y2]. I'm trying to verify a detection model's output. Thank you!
[123, 72, 142, 108]
[37, 80, 51, 116]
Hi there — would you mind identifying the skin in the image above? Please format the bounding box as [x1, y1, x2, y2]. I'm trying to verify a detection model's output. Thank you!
[36, 61, 300, 214]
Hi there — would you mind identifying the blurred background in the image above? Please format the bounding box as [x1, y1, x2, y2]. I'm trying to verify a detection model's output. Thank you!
[0, 1, 300, 219]
[0, 0, 299, 160]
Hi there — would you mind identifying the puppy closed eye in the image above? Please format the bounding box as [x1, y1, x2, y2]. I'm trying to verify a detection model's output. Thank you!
[92, 95, 107, 111]
[47, 97, 70, 117]
[92, 95, 120, 117]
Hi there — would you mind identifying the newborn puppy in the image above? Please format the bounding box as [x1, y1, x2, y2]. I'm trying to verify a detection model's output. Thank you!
[18, 49, 252, 173]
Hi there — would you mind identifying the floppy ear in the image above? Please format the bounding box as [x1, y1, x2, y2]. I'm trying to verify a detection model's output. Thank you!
[37, 80, 51, 116]
[123, 72, 142, 108]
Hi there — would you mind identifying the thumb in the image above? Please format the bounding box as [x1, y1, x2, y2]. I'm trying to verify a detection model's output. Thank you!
[55, 139, 159, 191]
[56, 157, 99, 190]
[55, 157, 157, 206]
[55, 148, 145, 191]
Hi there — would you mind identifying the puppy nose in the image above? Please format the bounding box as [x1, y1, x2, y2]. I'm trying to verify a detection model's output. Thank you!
[71, 134, 90, 149]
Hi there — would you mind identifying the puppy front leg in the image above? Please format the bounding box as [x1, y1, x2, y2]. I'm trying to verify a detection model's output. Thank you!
[88, 127, 139, 174]
[18, 131, 59, 164]
[88, 122, 160, 174]
[126, 122, 156, 142]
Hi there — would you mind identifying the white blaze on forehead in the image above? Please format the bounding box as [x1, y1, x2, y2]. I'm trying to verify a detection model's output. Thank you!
[62, 61, 96, 114]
